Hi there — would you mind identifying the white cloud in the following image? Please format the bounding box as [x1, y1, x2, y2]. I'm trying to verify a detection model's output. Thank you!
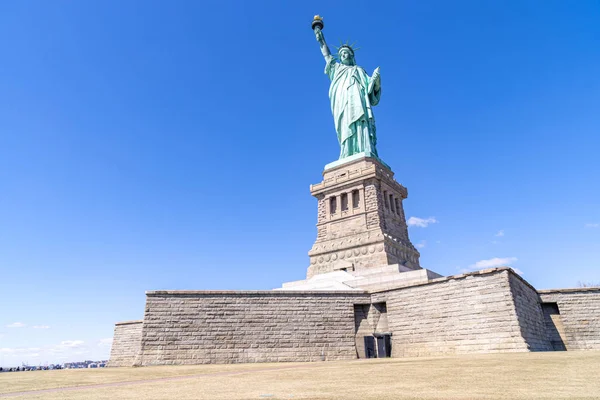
[0, 347, 41, 355]
[407, 216, 438, 228]
[98, 338, 113, 347]
[60, 340, 85, 348]
[6, 322, 26, 328]
[471, 257, 517, 269]
[48, 340, 86, 355]
[585, 223, 599, 228]
[513, 268, 524, 275]
[0, 348, 16, 354]
[32, 325, 50, 329]
[459, 257, 518, 274]
[415, 241, 426, 249]
[495, 230, 505, 237]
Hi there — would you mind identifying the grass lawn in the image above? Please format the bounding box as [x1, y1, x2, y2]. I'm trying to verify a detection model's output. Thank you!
[0, 351, 598, 399]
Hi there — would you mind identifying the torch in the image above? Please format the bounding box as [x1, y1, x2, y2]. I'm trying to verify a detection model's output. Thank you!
[312, 15, 324, 34]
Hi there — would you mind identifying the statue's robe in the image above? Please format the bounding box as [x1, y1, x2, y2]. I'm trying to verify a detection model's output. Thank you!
[325, 55, 381, 159]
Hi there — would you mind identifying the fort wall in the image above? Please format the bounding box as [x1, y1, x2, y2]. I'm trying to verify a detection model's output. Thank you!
[107, 320, 143, 367]
[135, 290, 370, 365]
[539, 288, 600, 350]
[109, 270, 600, 366]
[508, 272, 553, 351]
[371, 269, 533, 356]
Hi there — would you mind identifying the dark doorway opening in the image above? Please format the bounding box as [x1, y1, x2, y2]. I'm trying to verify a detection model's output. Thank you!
[375, 333, 392, 358]
[364, 336, 376, 358]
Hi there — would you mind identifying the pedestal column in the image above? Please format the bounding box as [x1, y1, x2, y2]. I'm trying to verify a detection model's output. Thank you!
[307, 155, 421, 278]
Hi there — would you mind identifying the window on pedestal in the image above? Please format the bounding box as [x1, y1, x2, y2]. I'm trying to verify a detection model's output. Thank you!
[389, 194, 395, 213]
[329, 197, 337, 214]
[341, 193, 348, 211]
[395, 198, 400, 215]
[352, 190, 360, 208]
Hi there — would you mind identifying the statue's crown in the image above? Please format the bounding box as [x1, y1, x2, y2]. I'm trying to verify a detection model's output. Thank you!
[336, 41, 359, 56]
[338, 44, 354, 55]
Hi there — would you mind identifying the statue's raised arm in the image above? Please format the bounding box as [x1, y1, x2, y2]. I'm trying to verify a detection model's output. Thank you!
[311, 15, 382, 161]
[313, 18, 332, 61]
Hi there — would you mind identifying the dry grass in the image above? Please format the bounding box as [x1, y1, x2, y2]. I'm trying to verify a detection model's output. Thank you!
[1, 351, 599, 399]
[0, 362, 282, 395]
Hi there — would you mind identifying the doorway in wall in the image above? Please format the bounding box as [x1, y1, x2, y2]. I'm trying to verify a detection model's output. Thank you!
[353, 302, 391, 358]
[363, 333, 391, 358]
[364, 336, 376, 358]
[375, 333, 392, 358]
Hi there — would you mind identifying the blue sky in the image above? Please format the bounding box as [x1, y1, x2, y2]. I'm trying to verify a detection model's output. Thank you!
[1, 1, 599, 366]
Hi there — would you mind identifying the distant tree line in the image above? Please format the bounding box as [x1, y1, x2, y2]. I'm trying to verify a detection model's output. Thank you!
[577, 281, 600, 288]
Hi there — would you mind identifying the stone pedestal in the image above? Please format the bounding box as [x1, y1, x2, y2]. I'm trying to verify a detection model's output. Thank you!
[307, 155, 421, 278]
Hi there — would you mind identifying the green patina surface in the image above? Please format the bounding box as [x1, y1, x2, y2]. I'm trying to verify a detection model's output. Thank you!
[314, 18, 382, 161]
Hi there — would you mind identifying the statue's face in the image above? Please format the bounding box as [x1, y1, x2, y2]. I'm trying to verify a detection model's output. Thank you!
[339, 49, 354, 66]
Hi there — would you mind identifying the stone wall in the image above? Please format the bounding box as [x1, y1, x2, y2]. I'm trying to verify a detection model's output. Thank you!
[109, 270, 600, 367]
[370, 268, 535, 357]
[135, 290, 370, 365]
[508, 273, 553, 351]
[539, 288, 600, 350]
[107, 320, 143, 367]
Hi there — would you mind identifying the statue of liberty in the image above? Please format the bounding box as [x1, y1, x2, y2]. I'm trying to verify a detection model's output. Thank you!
[312, 16, 382, 160]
